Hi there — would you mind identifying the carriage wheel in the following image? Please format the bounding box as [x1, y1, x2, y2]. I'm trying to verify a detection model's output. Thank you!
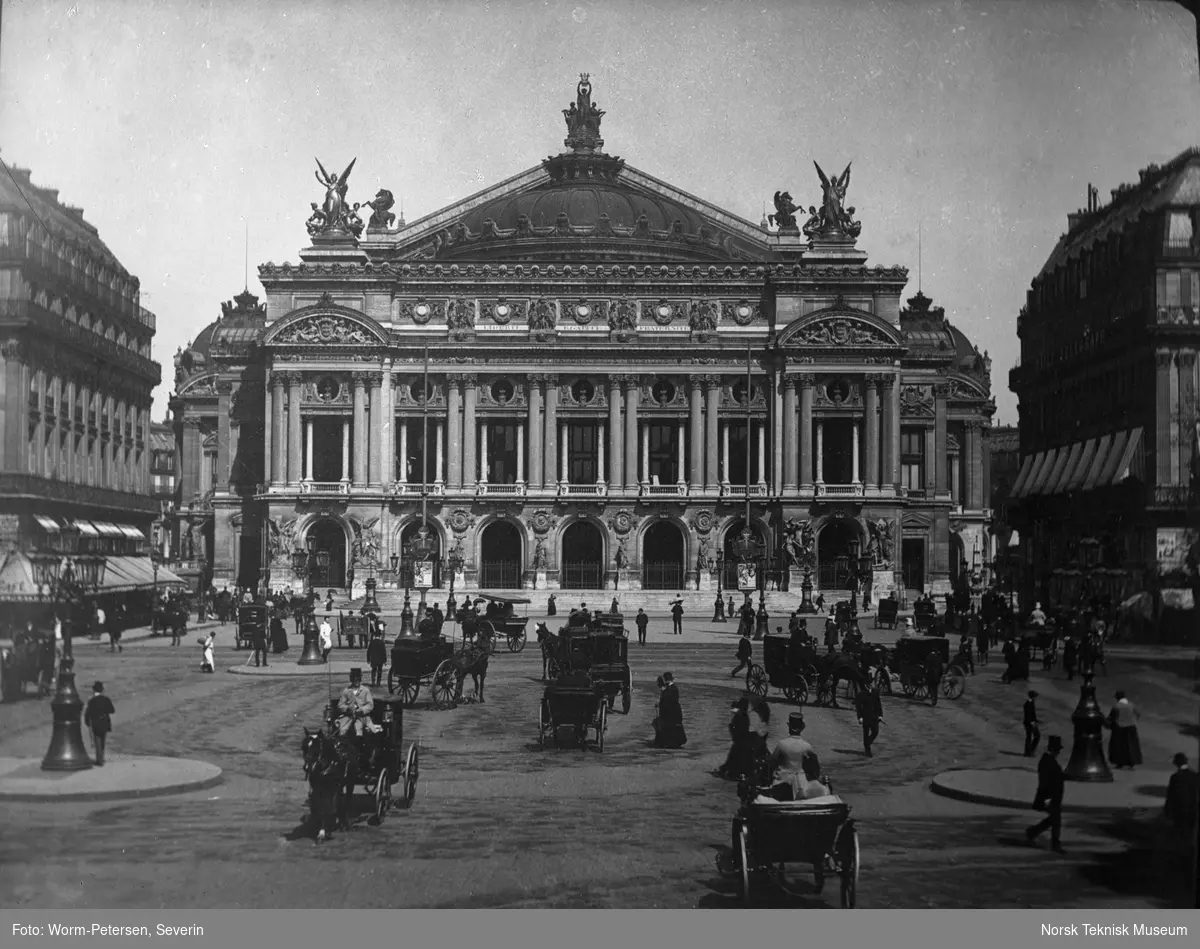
[816, 680, 833, 707]
[900, 679, 916, 698]
[621, 669, 632, 715]
[747, 664, 768, 698]
[790, 675, 809, 706]
[547, 657, 560, 680]
[874, 667, 892, 696]
[374, 768, 391, 823]
[839, 824, 859, 908]
[431, 660, 457, 707]
[402, 742, 419, 808]
[941, 672, 965, 701]
[394, 677, 419, 707]
[508, 628, 527, 653]
[737, 823, 752, 905]
[597, 704, 606, 752]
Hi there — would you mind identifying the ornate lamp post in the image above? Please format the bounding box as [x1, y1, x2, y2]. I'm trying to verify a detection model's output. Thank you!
[293, 547, 323, 665]
[711, 552, 726, 622]
[1063, 672, 1114, 782]
[362, 561, 380, 614]
[408, 525, 436, 623]
[390, 551, 413, 637]
[754, 549, 771, 639]
[444, 540, 465, 620]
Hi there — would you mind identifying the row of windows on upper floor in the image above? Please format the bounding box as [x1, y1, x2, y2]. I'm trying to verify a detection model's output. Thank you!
[14, 279, 155, 358]
[28, 375, 147, 440]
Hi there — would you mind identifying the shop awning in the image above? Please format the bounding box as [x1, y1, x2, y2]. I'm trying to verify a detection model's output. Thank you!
[118, 525, 146, 540]
[1028, 449, 1060, 496]
[1082, 434, 1114, 491]
[1044, 448, 1074, 495]
[1064, 438, 1097, 492]
[91, 522, 126, 538]
[73, 520, 99, 537]
[1096, 431, 1129, 486]
[1010, 455, 1036, 499]
[0, 550, 40, 602]
[1106, 427, 1143, 485]
[34, 515, 60, 532]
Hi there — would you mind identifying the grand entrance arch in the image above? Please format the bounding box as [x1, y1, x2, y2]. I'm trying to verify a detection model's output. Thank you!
[308, 518, 348, 590]
[642, 522, 684, 591]
[721, 519, 770, 591]
[399, 522, 442, 588]
[817, 519, 862, 591]
[480, 520, 522, 588]
[560, 521, 604, 589]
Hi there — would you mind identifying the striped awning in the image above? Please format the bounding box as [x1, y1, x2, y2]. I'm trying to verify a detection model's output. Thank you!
[1064, 439, 1097, 492]
[1049, 442, 1083, 494]
[1106, 427, 1143, 485]
[1010, 455, 1035, 499]
[1096, 431, 1129, 486]
[1028, 449, 1060, 496]
[118, 525, 146, 540]
[91, 522, 125, 538]
[34, 515, 60, 532]
[1082, 434, 1114, 491]
[1042, 449, 1072, 496]
[73, 520, 100, 536]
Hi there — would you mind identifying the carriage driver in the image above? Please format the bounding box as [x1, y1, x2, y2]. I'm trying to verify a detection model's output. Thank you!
[337, 668, 381, 738]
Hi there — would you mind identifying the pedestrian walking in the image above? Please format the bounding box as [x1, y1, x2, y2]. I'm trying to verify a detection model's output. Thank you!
[547, 593, 557, 616]
[924, 648, 943, 706]
[823, 615, 839, 651]
[1026, 735, 1066, 853]
[1104, 691, 1143, 770]
[1164, 753, 1198, 833]
[814, 593, 825, 614]
[855, 683, 884, 757]
[107, 607, 123, 653]
[731, 629, 753, 683]
[717, 696, 752, 780]
[956, 635, 975, 675]
[84, 681, 115, 765]
[91, 603, 105, 642]
[727, 594, 735, 619]
[1023, 690, 1041, 757]
[199, 631, 215, 673]
[634, 607, 648, 645]
[319, 617, 334, 663]
[1062, 635, 1077, 681]
[670, 597, 684, 636]
[366, 630, 386, 687]
[325, 590, 335, 614]
[652, 672, 687, 748]
[252, 617, 269, 668]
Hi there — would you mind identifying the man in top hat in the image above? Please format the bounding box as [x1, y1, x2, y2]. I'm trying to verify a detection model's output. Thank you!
[366, 627, 387, 687]
[854, 683, 884, 757]
[337, 668, 380, 738]
[1164, 753, 1198, 833]
[1023, 690, 1041, 757]
[84, 681, 115, 766]
[731, 627, 754, 685]
[634, 607, 649, 645]
[670, 597, 684, 636]
[768, 712, 816, 798]
[1026, 735, 1066, 853]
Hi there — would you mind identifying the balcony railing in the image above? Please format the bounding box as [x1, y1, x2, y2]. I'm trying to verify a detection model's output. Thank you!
[815, 483, 865, 498]
[640, 481, 688, 498]
[1155, 305, 1200, 326]
[390, 482, 445, 497]
[1152, 484, 1194, 507]
[299, 481, 350, 495]
[558, 483, 609, 497]
[719, 482, 769, 498]
[476, 482, 527, 496]
[1163, 239, 1195, 257]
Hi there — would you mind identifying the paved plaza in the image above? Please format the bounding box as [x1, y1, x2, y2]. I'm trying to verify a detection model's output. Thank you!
[0, 612, 1195, 908]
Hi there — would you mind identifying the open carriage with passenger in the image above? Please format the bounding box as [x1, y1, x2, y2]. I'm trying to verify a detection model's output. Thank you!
[537, 613, 633, 714]
[538, 670, 609, 750]
[459, 593, 530, 653]
[301, 692, 420, 840]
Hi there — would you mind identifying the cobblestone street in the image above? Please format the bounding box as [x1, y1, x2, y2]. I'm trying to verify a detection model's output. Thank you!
[1, 621, 1195, 908]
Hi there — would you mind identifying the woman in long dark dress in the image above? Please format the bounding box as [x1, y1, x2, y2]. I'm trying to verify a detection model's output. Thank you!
[270, 612, 289, 654]
[653, 672, 687, 748]
[1105, 691, 1143, 769]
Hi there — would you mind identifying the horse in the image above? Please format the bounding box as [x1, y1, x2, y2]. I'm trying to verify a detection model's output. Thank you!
[301, 727, 359, 842]
[451, 643, 491, 703]
[811, 651, 871, 708]
[535, 622, 556, 680]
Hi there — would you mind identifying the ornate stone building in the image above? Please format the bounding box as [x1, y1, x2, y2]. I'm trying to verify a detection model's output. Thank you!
[1009, 149, 1200, 615]
[174, 78, 995, 603]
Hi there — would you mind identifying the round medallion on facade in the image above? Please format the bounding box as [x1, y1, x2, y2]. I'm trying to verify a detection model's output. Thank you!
[491, 379, 514, 404]
[409, 380, 433, 404]
[448, 509, 474, 534]
[654, 302, 675, 326]
[732, 380, 759, 405]
[734, 302, 755, 326]
[652, 379, 676, 406]
[610, 511, 635, 535]
[826, 379, 850, 405]
[493, 302, 512, 324]
[413, 302, 432, 325]
[529, 510, 554, 535]
[692, 510, 714, 534]
[574, 303, 593, 325]
[316, 376, 341, 402]
[571, 379, 595, 404]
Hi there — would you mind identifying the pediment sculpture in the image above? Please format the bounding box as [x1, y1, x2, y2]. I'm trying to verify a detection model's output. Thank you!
[307, 158, 364, 238]
[804, 162, 862, 240]
[790, 317, 890, 347]
[274, 315, 374, 346]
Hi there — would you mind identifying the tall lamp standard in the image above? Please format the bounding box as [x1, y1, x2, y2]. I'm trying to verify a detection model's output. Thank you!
[293, 545, 323, 665]
[390, 551, 414, 637]
[444, 540, 465, 621]
[408, 343, 437, 625]
[32, 543, 107, 771]
[711, 552, 726, 622]
[734, 339, 768, 638]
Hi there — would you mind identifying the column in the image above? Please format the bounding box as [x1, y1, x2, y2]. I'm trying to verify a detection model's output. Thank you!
[435, 422, 445, 484]
[398, 420, 407, 483]
[1177, 353, 1197, 485]
[799, 375, 814, 489]
[305, 419, 314, 480]
[783, 375, 798, 490]
[864, 376, 879, 490]
[2, 346, 29, 473]
[1155, 352, 1173, 486]
[641, 422, 650, 483]
[462, 374, 478, 488]
[560, 421, 569, 483]
[890, 371, 902, 490]
[704, 376, 720, 489]
[934, 383, 948, 497]
[543, 375, 559, 487]
[479, 420, 489, 484]
[528, 378, 543, 490]
[677, 421, 686, 485]
[287, 373, 302, 484]
[597, 423, 604, 483]
[607, 376, 623, 489]
[852, 421, 860, 484]
[688, 375, 703, 487]
[816, 421, 824, 484]
[951, 453, 961, 505]
[270, 373, 285, 483]
[352, 373, 368, 486]
[980, 426, 991, 510]
[215, 382, 231, 490]
[772, 374, 784, 493]
[516, 422, 525, 483]
[381, 361, 393, 483]
[342, 420, 351, 481]
[968, 422, 984, 509]
[757, 421, 766, 486]
[924, 426, 936, 493]
[368, 373, 383, 484]
[721, 422, 730, 484]
[447, 375, 462, 488]
[623, 376, 639, 487]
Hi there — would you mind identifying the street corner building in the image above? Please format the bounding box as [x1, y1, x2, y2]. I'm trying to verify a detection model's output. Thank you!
[173, 77, 996, 611]
[1007, 150, 1200, 636]
[0, 162, 186, 627]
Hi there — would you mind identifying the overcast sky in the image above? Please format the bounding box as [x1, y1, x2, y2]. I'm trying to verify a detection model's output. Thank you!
[3, 0, 1198, 424]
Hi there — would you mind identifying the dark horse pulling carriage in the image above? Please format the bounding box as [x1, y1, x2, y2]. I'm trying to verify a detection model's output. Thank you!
[536, 614, 633, 714]
[301, 694, 420, 841]
[387, 633, 491, 708]
[0, 631, 56, 701]
[888, 636, 966, 700]
[538, 670, 609, 750]
[750, 634, 873, 708]
[460, 593, 531, 653]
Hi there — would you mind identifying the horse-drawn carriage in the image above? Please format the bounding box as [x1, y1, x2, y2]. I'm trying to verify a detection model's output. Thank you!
[752, 634, 813, 705]
[387, 636, 457, 707]
[0, 631, 55, 701]
[235, 604, 267, 650]
[302, 693, 420, 839]
[1019, 622, 1059, 668]
[537, 615, 633, 714]
[722, 781, 860, 906]
[890, 636, 965, 700]
[538, 671, 608, 750]
[461, 593, 530, 653]
[338, 612, 371, 649]
[874, 596, 900, 629]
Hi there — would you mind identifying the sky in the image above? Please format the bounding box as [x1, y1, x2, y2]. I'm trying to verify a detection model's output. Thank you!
[2, 0, 1199, 425]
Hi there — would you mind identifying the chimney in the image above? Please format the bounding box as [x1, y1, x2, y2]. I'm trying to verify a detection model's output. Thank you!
[1067, 210, 1085, 231]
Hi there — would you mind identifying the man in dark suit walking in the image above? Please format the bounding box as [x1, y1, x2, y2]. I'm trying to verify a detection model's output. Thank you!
[854, 684, 884, 757]
[634, 608, 649, 645]
[730, 630, 753, 685]
[1026, 734, 1066, 853]
[84, 681, 115, 766]
[1023, 690, 1041, 757]
[1164, 752, 1198, 833]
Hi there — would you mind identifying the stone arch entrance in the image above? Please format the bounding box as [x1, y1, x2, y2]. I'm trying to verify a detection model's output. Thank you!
[399, 522, 443, 588]
[721, 518, 770, 591]
[308, 518, 348, 590]
[817, 518, 863, 591]
[479, 520, 522, 588]
[949, 532, 967, 592]
[642, 521, 685, 591]
[560, 521, 604, 589]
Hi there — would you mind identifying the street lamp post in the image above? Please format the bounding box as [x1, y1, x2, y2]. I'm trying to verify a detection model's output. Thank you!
[711, 552, 726, 622]
[292, 547, 323, 665]
[444, 541, 465, 620]
[408, 525, 436, 624]
[390, 552, 414, 637]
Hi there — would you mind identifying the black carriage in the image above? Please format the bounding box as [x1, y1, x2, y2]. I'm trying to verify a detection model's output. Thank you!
[874, 596, 900, 629]
[1019, 623, 1059, 667]
[891, 636, 965, 700]
[321, 694, 420, 822]
[461, 593, 530, 653]
[752, 633, 814, 706]
[538, 671, 608, 750]
[387, 636, 457, 707]
[723, 784, 859, 907]
[0, 632, 55, 701]
[543, 616, 633, 714]
[235, 604, 267, 650]
[338, 612, 371, 649]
